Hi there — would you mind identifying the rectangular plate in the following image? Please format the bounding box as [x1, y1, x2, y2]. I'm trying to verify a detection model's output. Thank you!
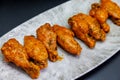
[0, 0, 120, 80]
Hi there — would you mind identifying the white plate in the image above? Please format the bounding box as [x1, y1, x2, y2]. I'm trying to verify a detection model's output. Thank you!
[0, 0, 120, 80]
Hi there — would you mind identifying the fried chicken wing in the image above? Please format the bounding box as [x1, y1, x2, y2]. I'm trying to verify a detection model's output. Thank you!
[52, 25, 82, 55]
[68, 14, 97, 48]
[90, 0, 120, 26]
[24, 35, 48, 69]
[89, 3, 108, 24]
[101, 0, 120, 19]
[36, 23, 62, 62]
[68, 13, 106, 42]
[1, 38, 40, 79]
[89, 3, 110, 32]
[68, 17, 96, 48]
[85, 15, 106, 41]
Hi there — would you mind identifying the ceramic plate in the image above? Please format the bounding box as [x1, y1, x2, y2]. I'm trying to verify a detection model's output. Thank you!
[0, 0, 120, 80]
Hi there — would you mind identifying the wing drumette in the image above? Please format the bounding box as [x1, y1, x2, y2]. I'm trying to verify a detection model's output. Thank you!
[1, 38, 40, 79]
[36, 23, 62, 62]
[52, 25, 82, 55]
[24, 35, 48, 69]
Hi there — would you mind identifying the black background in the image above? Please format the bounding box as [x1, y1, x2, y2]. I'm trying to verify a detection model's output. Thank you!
[0, 0, 120, 80]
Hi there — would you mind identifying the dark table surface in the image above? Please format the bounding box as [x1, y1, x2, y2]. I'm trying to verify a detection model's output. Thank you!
[0, 0, 120, 80]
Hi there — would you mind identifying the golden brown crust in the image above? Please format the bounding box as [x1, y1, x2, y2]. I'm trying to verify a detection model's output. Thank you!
[90, 0, 120, 26]
[36, 23, 62, 62]
[1, 38, 40, 79]
[89, 3, 108, 24]
[89, 3, 110, 33]
[68, 13, 106, 41]
[52, 25, 82, 55]
[68, 14, 96, 48]
[100, 23, 110, 33]
[101, 0, 120, 19]
[24, 35, 48, 69]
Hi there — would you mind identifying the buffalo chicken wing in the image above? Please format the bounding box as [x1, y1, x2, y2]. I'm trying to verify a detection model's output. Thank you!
[68, 13, 106, 48]
[24, 35, 48, 69]
[1, 38, 40, 79]
[52, 25, 82, 55]
[89, 3, 110, 32]
[36, 23, 62, 62]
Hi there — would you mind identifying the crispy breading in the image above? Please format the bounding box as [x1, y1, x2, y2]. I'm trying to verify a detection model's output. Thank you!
[68, 13, 106, 41]
[24, 35, 48, 69]
[89, 3, 108, 24]
[90, 0, 120, 26]
[68, 18, 96, 48]
[89, 3, 110, 32]
[101, 0, 120, 26]
[100, 22, 110, 33]
[1, 38, 40, 79]
[101, 0, 120, 19]
[52, 25, 82, 55]
[36, 23, 62, 62]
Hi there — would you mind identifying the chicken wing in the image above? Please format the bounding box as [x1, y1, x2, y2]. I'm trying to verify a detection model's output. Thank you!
[68, 17, 96, 48]
[89, 3, 108, 24]
[52, 25, 82, 55]
[1, 38, 40, 79]
[68, 13, 106, 42]
[36, 23, 62, 62]
[101, 0, 120, 19]
[24, 35, 48, 69]
[89, 3, 110, 32]
[68, 18, 96, 48]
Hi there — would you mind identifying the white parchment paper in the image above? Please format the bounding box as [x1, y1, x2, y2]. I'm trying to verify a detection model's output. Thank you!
[0, 0, 120, 80]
